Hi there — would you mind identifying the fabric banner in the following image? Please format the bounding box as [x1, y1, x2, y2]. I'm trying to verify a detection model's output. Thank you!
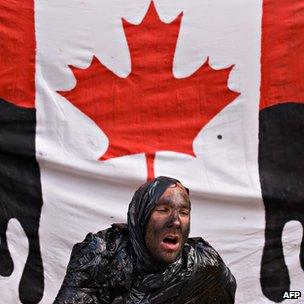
[0, 0, 303, 303]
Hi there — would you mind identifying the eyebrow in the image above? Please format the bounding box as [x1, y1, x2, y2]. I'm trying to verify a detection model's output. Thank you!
[156, 199, 191, 209]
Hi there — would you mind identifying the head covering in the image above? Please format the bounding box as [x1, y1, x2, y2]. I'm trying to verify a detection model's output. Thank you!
[127, 176, 183, 273]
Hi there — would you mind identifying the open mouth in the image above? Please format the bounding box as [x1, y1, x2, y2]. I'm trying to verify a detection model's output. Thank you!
[163, 236, 178, 245]
[161, 235, 180, 251]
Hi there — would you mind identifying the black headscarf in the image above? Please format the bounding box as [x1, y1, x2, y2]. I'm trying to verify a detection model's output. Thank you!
[127, 176, 183, 273]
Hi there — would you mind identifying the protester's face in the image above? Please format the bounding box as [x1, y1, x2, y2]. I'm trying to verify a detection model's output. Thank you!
[145, 183, 190, 264]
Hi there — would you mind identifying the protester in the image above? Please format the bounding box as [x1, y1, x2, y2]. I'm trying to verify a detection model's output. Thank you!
[54, 176, 236, 303]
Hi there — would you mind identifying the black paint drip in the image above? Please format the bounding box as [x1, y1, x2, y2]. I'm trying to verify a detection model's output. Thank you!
[259, 102, 304, 302]
[0, 98, 44, 303]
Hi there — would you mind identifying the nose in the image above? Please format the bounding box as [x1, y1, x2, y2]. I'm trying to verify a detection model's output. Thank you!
[167, 210, 181, 228]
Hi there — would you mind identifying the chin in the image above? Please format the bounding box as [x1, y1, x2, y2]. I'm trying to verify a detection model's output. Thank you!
[158, 252, 180, 264]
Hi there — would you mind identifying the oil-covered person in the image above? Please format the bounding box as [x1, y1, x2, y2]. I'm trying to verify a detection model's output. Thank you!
[54, 176, 236, 304]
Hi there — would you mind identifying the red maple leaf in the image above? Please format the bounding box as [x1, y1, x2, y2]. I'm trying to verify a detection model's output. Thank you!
[59, 2, 239, 181]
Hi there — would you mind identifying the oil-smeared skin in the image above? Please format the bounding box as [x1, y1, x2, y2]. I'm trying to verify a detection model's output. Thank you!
[145, 184, 190, 264]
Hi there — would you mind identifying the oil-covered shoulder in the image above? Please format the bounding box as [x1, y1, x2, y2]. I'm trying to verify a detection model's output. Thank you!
[186, 237, 223, 267]
[186, 237, 236, 285]
[184, 238, 237, 303]
[54, 224, 129, 303]
[66, 224, 128, 274]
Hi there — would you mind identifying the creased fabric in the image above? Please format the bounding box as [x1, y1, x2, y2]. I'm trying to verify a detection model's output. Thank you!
[54, 176, 236, 303]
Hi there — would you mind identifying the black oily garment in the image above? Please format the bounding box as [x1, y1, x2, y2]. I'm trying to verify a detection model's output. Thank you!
[54, 176, 236, 304]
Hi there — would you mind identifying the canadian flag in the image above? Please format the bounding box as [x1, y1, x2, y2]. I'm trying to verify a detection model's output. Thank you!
[0, 0, 303, 303]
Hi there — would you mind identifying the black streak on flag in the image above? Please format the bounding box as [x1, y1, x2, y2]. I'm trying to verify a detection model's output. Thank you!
[0, 1, 44, 303]
[260, 0, 304, 302]
[0, 99, 44, 303]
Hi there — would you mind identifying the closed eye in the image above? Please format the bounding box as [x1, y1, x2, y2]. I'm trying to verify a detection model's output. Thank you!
[156, 207, 170, 213]
[179, 209, 190, 216]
